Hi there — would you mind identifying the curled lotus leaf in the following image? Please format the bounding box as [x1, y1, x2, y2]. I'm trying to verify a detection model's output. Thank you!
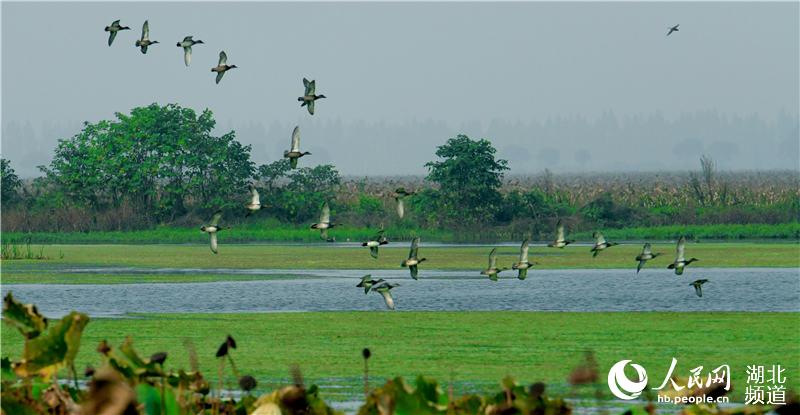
[12, 311, 89, 379]
[3, 292, 48, 339]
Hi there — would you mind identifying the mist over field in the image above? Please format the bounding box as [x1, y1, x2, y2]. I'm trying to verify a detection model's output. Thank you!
[2, 1, 798, 177]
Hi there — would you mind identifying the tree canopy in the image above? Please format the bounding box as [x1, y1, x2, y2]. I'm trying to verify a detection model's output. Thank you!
[425, 134, 509, 225]
[1, 159, 22, 204]
[255, 160, 341, 223]
[40, 104, 254, 220]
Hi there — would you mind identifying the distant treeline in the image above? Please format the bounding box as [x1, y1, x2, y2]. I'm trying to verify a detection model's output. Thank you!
[4, 109, 799, 177]
[1, 103, 798, 240]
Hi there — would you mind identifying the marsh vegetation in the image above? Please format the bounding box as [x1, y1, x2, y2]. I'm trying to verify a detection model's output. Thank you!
[1, 105, 797, 243]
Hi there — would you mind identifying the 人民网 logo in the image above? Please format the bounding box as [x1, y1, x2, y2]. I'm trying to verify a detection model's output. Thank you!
[607, 360, 648, 400]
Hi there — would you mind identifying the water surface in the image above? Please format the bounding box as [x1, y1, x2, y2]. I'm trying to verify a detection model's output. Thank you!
[3, 268, 797, 317]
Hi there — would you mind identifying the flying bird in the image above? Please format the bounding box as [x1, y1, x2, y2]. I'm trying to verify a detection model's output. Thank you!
[135, 20, 158, 53]
[400, 237, 426, 280]
[310, 202, 336, 240]
[394, 188, 415, 219]
[371, 282, 400, 310]
[211, 51, 237, 84]
[690, 279, 708, 297]
[667, 236, 699, 275]
[200, 210, 224, 254]
[283, 126, 311, 169]
[104, 20, 131, 46]
[635, 243, 662, 273]
[298, 78, 326, 115]
[511, 239, 537, 280]
[244, 185, 261, 217]
[362, 229, 388, 259]
[547, 220, 574, 248]
[177, 36, 204, 66]
[481, 248, 508, 282]
[356, 275, 386, 295]
[667, 24, 680, 36]
[590, 232, 618, 257]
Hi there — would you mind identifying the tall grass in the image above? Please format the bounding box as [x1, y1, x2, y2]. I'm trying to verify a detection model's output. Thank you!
[0, 238, 54, 260]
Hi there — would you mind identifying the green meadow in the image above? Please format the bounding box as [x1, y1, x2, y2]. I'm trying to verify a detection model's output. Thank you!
[3, 222, 798, 245]
[1, 311, 797, 402]
[2, 242, 798, 284]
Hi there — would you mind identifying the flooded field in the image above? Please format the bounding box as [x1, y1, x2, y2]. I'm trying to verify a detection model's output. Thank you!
[4, 267, 797, 317]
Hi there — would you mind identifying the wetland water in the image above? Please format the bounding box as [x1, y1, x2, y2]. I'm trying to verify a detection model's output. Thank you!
[3, 267, 797, 317]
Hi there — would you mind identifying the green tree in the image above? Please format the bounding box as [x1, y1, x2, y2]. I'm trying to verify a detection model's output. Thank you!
[41, 104, 254, 220]
[1, 159, 22, 205]
[255, 163, 341, 223]
[425, 134, 509, 225]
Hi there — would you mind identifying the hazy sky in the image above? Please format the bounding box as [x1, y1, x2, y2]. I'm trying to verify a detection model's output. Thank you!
[2, 1, 798, 176]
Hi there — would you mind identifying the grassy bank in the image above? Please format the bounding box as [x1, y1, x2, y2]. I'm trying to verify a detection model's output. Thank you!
[3, 222, 798, 244]
[2, 242, 798, 284]
[2, 311, 797, 402]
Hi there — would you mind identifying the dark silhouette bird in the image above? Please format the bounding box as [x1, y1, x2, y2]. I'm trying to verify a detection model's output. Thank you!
[362, 229, 388, 259]
[481, 248, 508, 281]
[667, 24, 680, 36]
[690, 279, 708, 297]
[104, 20, 130, 46]
[371, 282, 400, 310]
[635, 243, 662, 273]
[298, 78, 326, 115]
[668, 236, 699, 275]
[176, 36, 204, 66]
[200, 211, 224, 254]
[212, 51, 237, 84]
[283, 126, 311, 169]
[356, 275, 386, 294]
[548, 219, 574, 248]
[135, 20, 158, 53]
[590, 232, 618, 257]
[400, 237, 426, 280]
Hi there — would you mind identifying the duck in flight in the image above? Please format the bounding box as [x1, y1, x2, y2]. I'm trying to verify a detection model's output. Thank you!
[372, 282, 400, 310]
[400, 237, 426, 280]
[200, 210, 224, 254]
[244, 185, 261, 217]
[298, 78, 326, 115]
[547, 220, 574, 248]
[511, 239, 537, 280]
[135, 20, 158, 53]
[481, 248, 508, 281]
[212, 51, 237, 84]
[635, 243, 662, 273]
[667, 236, 698, 275]
[177, 36, 204, 66]
[690, 279, 708, 297]
[393, 188, 415, 219]
[356, 275, 386, 295]
[362, 229, 388, 259]
[105, 20, 131, 46]
[310, 202, 336, 240]
[590, 232, 618, 257]
[283, 126, 311, 169]
[667, 24, 680, 36]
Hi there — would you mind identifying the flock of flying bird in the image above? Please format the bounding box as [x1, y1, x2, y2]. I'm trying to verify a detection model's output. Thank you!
[103, 18, 328, 109]
[356, 219, 706, 310]
[107, 17, 697, 310]
[203, 198, 708, 310]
